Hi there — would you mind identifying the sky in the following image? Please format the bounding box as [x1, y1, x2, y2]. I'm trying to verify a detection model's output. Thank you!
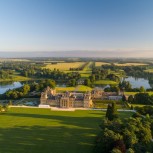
[0, 0, 153, 57]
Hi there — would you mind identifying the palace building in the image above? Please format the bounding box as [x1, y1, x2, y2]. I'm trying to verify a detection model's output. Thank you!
[40, 86, 93, 108]
[40, 86, 122, 108]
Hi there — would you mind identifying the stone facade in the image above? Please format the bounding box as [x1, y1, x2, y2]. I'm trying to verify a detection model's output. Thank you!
[40, 87, 93, 108]
[40, 87, 122, 108]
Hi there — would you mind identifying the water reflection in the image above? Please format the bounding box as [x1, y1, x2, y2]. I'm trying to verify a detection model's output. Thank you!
[124, 76, 151, 89]
[0, 82, 23, 94]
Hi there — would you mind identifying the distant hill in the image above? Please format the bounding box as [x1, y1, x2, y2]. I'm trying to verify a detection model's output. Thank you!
[0, 50, 152, 58]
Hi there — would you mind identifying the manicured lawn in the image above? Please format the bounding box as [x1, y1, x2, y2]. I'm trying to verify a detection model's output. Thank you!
[56, 85, 92, 92]
[0, 108, 133, 153]
[129, 104, 153, 108]
[94, 80, 117, 85]
[125, 92, 153, 96]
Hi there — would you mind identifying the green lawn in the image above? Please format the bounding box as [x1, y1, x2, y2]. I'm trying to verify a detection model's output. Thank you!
[0, 108, 133, 153]
[125, 92, 153, 96]
[56, 85, 92, 92]
[0, 74, 32, 82]
[94, 80, 117, 85]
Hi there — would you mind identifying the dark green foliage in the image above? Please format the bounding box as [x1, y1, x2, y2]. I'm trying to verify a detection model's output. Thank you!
[119, 80, 132, 91]
[95, 114, 153, 153]
[139, 86, 145, 92]
[4, 79, 55, 99]
[122, 95, 126, 102]
[68, 79, 77, 86]
[135, 106, 153, 116]
[128, 95, 134, 103]
[0, 70, 13, 79]
[104, 86, 120, 93]
[84, 78, 91, 86]
[106, 102, 118, 121]
[107, 74, 120, 82]
[134, 93, 153, 105]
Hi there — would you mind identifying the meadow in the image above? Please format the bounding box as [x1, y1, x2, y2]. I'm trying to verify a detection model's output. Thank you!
[94, 79, 117, 85]
[95, 62, 110, 67]
[42, 62, 85, 71]
[0, 73, 32, 82]
[114, 62, 148, 66]
[144, 69, 153, 73]
[0, 108, 133, 153]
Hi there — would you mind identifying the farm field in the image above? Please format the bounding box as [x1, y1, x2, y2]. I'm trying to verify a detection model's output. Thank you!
[114, 62, 148, 66]
[144, 69, 153, 73]
[95, 62, 110, 67]
[56, 85, 92, 92]
[64, 62, 93, 78]
[42, 62, 85, 71]
[0, 108, 133, 153]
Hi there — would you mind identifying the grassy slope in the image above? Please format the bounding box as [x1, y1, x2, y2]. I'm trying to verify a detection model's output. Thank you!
[0, 108, 133, 153]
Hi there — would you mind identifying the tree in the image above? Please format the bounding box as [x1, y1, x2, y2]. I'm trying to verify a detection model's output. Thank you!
[122, 95, 126, 102]
[140, 86, 145, 92]
[106, 104, 112, 120]
[22, 84, 30, 95]
[128, 95, 134, 103]
[134, 93, 153, 105]
[84, 78, 91, 86]
[106, 102, 118, 121]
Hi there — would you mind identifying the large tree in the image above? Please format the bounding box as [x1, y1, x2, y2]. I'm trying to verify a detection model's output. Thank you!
[106, 102, 118, 121]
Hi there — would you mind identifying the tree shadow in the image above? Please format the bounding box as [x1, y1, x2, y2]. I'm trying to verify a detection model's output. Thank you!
[0, 112, 102, 153]
[0, 125, 99, 153]
[5, 112, 101, 129]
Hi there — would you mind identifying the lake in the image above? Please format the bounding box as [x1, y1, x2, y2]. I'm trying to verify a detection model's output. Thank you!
[0, 82, 23, 94]
[0, 76, 152, 94]
[124, 76, 151, 89]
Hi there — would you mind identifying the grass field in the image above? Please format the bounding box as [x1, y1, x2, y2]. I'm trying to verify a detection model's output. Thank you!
[131, 104, 153, 108]
[0, 74, 32, 82]
[93, 101, 124, 109]
[114, 63, 148, 66]
[95, 62, 110, 67]
[56, 85, 92, 92]
[125, 91, 153, 96]
[0, 108, 133, 153]
[144, 69, 153, 73]
[94, 80, 117, 85]
[42, 62, 85, 71]
[64, 62, 93, 78]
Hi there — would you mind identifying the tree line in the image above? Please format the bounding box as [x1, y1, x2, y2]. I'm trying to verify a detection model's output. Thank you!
[94, 102, 153, 153]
